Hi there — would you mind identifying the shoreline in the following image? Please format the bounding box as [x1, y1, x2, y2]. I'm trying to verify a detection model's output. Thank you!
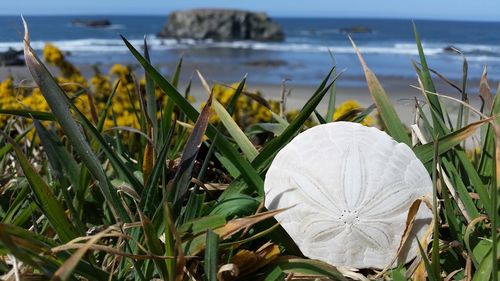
[0, 63, 490, 127]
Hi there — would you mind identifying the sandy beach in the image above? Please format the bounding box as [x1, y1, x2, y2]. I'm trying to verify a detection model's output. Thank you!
[0, 62, 490, 127]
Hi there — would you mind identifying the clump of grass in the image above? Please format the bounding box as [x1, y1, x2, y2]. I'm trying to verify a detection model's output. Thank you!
[0, 19, 497, 281]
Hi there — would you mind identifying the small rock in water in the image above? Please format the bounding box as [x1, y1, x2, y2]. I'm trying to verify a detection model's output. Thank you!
[72, 19, 112, 28]
[340, 25, 373, 34]
[0, 48, 24, 66]
[244, 59, 287, 67]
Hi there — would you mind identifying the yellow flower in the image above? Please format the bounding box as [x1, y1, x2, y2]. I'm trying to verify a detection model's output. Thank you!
[109, 64, 129, 78]
[333, 100, 373, 126]
[43, 43, 64, 65]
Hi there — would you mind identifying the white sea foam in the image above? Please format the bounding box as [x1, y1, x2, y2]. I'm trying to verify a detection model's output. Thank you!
[1, 36, 499, 60]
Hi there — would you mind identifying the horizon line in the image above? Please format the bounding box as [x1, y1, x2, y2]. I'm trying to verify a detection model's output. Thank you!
[4, 13, 500, 23]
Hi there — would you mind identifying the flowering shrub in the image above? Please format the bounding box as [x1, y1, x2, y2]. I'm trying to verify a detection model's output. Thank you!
[0, 44, 374, 140]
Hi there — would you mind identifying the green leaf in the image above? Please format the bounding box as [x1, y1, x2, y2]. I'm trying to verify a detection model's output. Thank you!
[413, 22, 445, 131]
[390, 265, 407, 281]
[251, 66, 338, 174]
[121, 35, 264, 195]
[0, 131, 79, 243]
[179, 215, 226, 237]
[140, 120, 174, 217]
[0, 125, 32, 160]
[472, 240, 500, 281]
[143, 38, 158, 142]
[163, 203, 177, 281]
[417, 239, 440, 281]
[478, 85, 500, 179]
[273, 257, 346, 281]
[350, 36, 411, 146]
[204, 229, 219, 281]
[0, 109, 55, 120]
[33, 119, 85, 232]
[0, 223, 108, 280]
[139, 211, 169, 280]
[325, 51, 337, 123]
[23, 19, 130, 222]
[209, 195, 260, 219]
[414, 117, 491, 164]
[197, 71, 259, 162]
[264, 266, 287, 281]
[171, 91, 213, 218]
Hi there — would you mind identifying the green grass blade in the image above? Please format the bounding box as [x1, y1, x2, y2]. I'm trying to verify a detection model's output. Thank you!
[414, 117, 491, 164]
[1, 179, 29, 224]
[431, 138, 441, 278]
[96, 81, 119, 132]
[441, 158, 481, 219]
[0, 132, 79, 243]
[472, 239, 500, 281]
[478, 85, 500, 178]
[139, 211, 169, 280]
[121, 35, 264, 194]
[197, 71, 259, 161]
[72, 100, 144, 194]
[350, 36, 411, 146]
[172, 56, 183, 88]
[325, 51, 337, 123]
[264, 266, 287, 281]
[417, 239, 440, 281]
[0, 223, 108, 280]
[33, 119, 84, 231]
[0, 125, 33, 160]
[352, 103, 376, 124]
[251, 67, 338, 173]
[0, 109, 55, 121]
[141, 121, 174, 216]
[274, 258, 346, 281]
[23, 19, 130, 222]
[143, 38, 158, 142]
[491, 123, 499, 281]
[163, 203, 177, 280]
[171, 92, 213, 217]
[413, 22, 445, 127]
[52, 227, 111, 281]
[179, 215, 226, 237]
[204, 229, 219, 281]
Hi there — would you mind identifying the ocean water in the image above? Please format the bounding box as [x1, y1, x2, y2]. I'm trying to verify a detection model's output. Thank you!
[2, 15, 500, 85]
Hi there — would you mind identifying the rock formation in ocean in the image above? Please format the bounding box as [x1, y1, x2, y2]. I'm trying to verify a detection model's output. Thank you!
[72, 19, 112, 28]
[0, 48, 24, 66]
[158, 9, 284, 41]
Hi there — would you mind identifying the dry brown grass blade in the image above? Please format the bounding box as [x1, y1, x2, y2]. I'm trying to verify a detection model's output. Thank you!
[143, 126, 155, 185]
[377, 197, 431, 277]
[51, 243, 193, 260]
[495, 123, 500, 187]
[412, 82, 489, 119]
[214, 208, 289, 240]
[217, 263, 239, 281]
[464, 255, 472, 281]
[349, 36, 410, 145]
[411, 222, 434, 281]
[479, 66, 493, 113]
[52, 226, 114, 281]
[444, 269, 463, 281]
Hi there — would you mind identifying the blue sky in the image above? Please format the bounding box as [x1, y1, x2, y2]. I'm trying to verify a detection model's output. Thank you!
[4, 0, 500, 21]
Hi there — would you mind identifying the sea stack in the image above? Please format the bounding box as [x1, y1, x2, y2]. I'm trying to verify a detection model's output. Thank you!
[158, 9, 285, 41]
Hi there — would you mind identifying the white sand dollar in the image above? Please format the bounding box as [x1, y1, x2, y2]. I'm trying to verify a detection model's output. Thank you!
[264, 122, 432, 269]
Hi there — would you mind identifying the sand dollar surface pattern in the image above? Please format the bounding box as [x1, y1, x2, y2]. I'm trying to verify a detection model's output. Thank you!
[264, 122, 432, 269]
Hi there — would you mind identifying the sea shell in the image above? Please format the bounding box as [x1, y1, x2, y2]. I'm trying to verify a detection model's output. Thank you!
[264, 122, 432, 269]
